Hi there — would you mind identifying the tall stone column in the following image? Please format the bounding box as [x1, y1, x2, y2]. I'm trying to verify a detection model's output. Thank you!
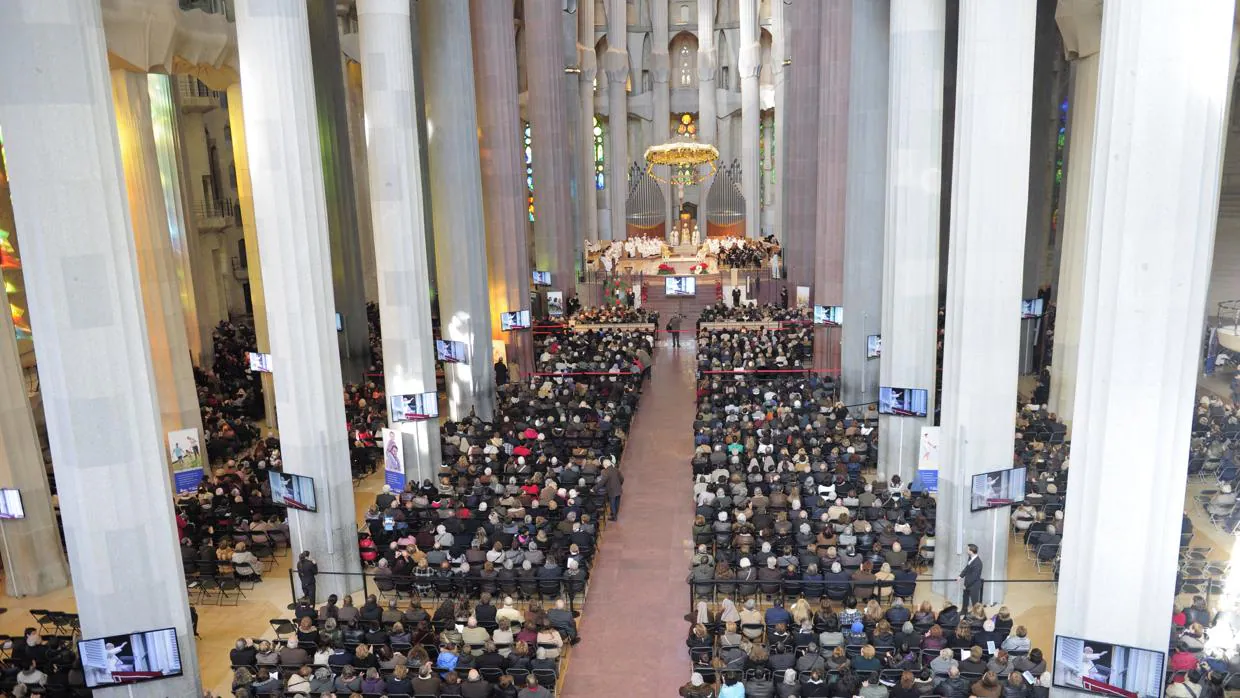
[419, 0, 496, 421]
[812, 2, 851, 373]
[1047, 0, 1101, 425]
[781, 0, 821, 292]
[739, 0, 760, 238]
[357, 0, 443, 485]
[234, 0, 362, 597]
[147, 75, 207, 367]
[606, 0, 629, 241]
[226, 83, 278, 431]
[840, 0, 889, 408]
[770, 0, 787, 247]
[932, 0, 1037, 604]
[111, 69, 205, 470]
[307, 0, 369, 379]
[1053, 0, 1234, 664]
[878, 0, 946, 486]
[0, 1, 202, 692]
[651, 0, 672, 235]
[0, 120, 70, 599]
[578, 0, 600, 242]
[471, 0, 534, 380]
[528, 0, 577, 296]
[344, 59, 379, 305]
[697, 0, 716, 235]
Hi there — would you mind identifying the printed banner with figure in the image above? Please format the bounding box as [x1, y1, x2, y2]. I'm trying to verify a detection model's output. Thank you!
[917, 426, 940, 493]
[382, 428, 405, 491]
[795, 285, 810, 308]
[546, 291, 565, 317]
[168, 427, 203, 493]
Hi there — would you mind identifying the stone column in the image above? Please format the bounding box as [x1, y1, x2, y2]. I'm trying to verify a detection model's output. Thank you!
[307, 0, 370, 379]
[226, 83, 278, 431]
[419, 0, 496, 421]
[1047, 0, 1101, 425]
[1021, 1, 1062, 299]
[471, 0, 534, 380]
[651, 0, 672, 235]
[0, 1, 202, 692]
[739, 0, 760, 238]
[697, 0, 716, 235]
[812, 2, 850, 373]
[933, 0, 1037, 604]
[527, 0, 577, 296]
[878, 0, 946, 486]
[770, 0, 787, 247]
[111, 69, 206, 471]
[781, 0, 821, 292]
[840, 0, 889, 408]
[147, 74, 207, 367]
[344, 59, 379, 305]
[1053, 0, 1234, 663]
[578, 0, 600, 242]
[357, 0, 443, 485]
[234, 0, 362, 597]
[606, 0, 629, 241]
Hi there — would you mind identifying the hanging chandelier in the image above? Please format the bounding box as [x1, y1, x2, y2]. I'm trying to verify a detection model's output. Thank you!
[644, 115, 718, 186]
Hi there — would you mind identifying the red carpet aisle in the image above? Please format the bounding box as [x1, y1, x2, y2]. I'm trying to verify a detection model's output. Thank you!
[561, 340, 697, 696]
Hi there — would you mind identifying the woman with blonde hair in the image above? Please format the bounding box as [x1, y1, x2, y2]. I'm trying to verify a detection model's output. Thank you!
[1001, 625, 1031, 653]
[790, 596, 813, 625]
[853, 644, 883, 673]
[914, 601, 937, 625]
[826, 645, 851, 671]
[952, 624, 975, 651]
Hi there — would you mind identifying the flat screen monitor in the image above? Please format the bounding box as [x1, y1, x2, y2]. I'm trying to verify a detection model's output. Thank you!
[268, 470, 318, 512]
[970, 466, 1028, 511]
[878, 386, 928, 417]
[79, 627, 184, 688]
[335, 312, 343, 332]
[532, 270, 551, 287]
[665, 276, 696, 297]
[246, 352, 272, 373]
[1022, 297, 1045, 318]
[500, 310, 531, 331]
[436, 339, 467, 364]
[813, 305, 843, 326]
[867, 334, 882, 358]
[1053, 635, 1166, 698]
[390, 392, 440, 422]
[0, 489, 24, 520]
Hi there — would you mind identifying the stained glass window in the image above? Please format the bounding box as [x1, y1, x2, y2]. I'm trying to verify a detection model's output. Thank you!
[1051, 98, 1068, 234]
[0, 128, 29, 340]
[524, 121, 535, 221]
[594, 116, 606, 190]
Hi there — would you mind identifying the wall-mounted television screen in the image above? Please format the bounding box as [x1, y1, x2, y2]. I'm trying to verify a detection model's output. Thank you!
[335, 312, 343, 332]
[246, 352, 272, 373]
[79, 627, 184, 688]
[1022, 298, 1045, 318]
[500, 310, 531, 331]
[390, 392, 439, 422]
[813, 305, 843, 326]
[867, 334, 882, 358]
[665, 276, 696, 297]
[0, 489, 24, 520]
[1053, 635, 1166, 698]
[532, 270, 551, 287]
[878, 386, 928, 417]
[436, 339, 467, 364]
[970, 466, 1028, 511]
[268, 470, 318, 512]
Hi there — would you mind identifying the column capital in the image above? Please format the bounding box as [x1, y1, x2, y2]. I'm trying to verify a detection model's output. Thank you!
[697, 46, 717, 82]
[604, 47, 629, 83]
[739, 43, 761, 78]
[650, 48, 670, 84]
[1054, 0, 1102, 60]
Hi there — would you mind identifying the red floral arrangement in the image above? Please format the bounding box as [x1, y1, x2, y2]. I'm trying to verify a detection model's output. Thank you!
[690, 262, 709, 275]
[657, 263, 675, 275]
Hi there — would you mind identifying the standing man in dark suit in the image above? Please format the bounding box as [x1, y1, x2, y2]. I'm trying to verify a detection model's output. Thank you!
[957, 543, 983, 608]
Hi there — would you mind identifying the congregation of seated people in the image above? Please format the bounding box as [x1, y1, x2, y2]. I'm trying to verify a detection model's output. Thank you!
[699, 303, 811, 325]
[534, 327, 653, 376]
[695, 325, 814, 374]
[569, 306, 658, 326]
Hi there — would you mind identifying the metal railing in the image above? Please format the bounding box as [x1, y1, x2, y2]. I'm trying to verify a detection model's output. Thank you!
[178, 0, 234, 21]
[190, 199, 238, 223]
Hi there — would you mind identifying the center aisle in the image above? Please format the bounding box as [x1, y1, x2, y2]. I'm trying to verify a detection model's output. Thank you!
[561, 339, 697, 696]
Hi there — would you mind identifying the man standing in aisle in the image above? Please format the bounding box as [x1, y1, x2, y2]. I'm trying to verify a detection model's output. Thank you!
[596, 459, 624, 522]
[957, 543, 983, 608]
[667, 313, 684, 348]
[298, 551, 319, 604]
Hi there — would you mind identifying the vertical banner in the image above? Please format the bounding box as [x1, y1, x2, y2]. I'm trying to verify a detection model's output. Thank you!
[382, 427, 406, 491]
[917, 426, 940, 493]
[168, 428, 204, 493]
[546, 291, 565, 317]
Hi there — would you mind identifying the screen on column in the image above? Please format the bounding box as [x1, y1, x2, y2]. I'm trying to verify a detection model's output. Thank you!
[0, 489, 24, 519]
[79, 627, 183, 688]
[1053, 636, 1166, 698]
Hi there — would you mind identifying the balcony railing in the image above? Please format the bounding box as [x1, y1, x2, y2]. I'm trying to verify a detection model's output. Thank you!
[178, 0, 234, 21]
[191, 199, 239, 228]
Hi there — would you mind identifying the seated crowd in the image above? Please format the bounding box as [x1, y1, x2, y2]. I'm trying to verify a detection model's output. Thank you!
[534, 329, 653, 376]
[699, 303, 811, 325]
[695, 325, 814, 373]
[569, 306, 658, 326]
[224, 317, 645, 697]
